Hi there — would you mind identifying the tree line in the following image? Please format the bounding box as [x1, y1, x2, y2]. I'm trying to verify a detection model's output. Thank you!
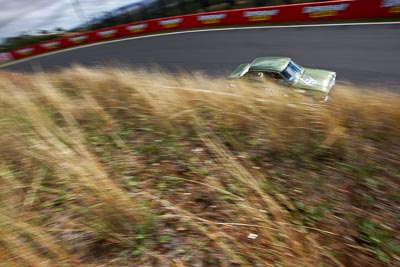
[0, 0, 326, 53]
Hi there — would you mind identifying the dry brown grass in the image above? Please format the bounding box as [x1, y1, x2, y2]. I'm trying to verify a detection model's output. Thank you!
[0, 67, 399, 267]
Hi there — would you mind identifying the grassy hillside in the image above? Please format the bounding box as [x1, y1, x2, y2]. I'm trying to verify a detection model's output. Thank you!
[0, 67, 399, 266]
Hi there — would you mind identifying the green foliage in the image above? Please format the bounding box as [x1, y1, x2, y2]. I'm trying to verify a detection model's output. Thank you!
[156, 176, 182, 192]
[356, 219, 399, 263]
[294, 201, 330, 226]
[83, 0, 328, 32]
[0, 34, 63, 52]
[131, 246, 145, 256]
[159, 234, 170, 243]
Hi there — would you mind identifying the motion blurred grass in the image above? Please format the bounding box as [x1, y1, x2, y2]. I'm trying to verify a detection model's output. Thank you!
[0, 67, 399, 266]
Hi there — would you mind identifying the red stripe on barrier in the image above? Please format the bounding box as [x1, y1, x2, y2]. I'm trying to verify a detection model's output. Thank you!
[5, 0, 399, 61]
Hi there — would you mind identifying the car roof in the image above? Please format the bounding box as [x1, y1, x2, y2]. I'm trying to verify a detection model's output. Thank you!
[248, 57, 291, 73]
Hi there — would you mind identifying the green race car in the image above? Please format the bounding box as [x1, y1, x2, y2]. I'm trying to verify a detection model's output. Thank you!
[229, 57, 336, 101]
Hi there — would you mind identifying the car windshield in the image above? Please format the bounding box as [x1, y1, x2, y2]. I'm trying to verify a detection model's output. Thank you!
[281, 61, 302, 83]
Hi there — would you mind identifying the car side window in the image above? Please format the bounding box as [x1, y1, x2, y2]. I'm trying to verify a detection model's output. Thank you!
[246, 72, 266, 81]
[266, 72, 284, 80]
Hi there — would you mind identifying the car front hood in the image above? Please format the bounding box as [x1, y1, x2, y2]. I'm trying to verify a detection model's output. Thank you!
[293, 68, 336, 93]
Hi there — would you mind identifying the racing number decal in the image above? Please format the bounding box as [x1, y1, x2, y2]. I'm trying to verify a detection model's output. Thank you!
[301, 76, 317, 86]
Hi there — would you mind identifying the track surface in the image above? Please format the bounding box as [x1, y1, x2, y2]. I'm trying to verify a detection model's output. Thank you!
[3, 23, 400, 88]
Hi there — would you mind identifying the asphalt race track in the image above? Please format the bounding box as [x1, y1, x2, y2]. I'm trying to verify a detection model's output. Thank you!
[3, 23, 400, 88]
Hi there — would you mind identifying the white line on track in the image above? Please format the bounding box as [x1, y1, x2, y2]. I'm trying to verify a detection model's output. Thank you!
[1, 21, 399, 68]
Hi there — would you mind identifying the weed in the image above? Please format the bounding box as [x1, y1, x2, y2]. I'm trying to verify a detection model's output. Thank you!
[0, 67, 399, 266]
[356, 219, 399, 263]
